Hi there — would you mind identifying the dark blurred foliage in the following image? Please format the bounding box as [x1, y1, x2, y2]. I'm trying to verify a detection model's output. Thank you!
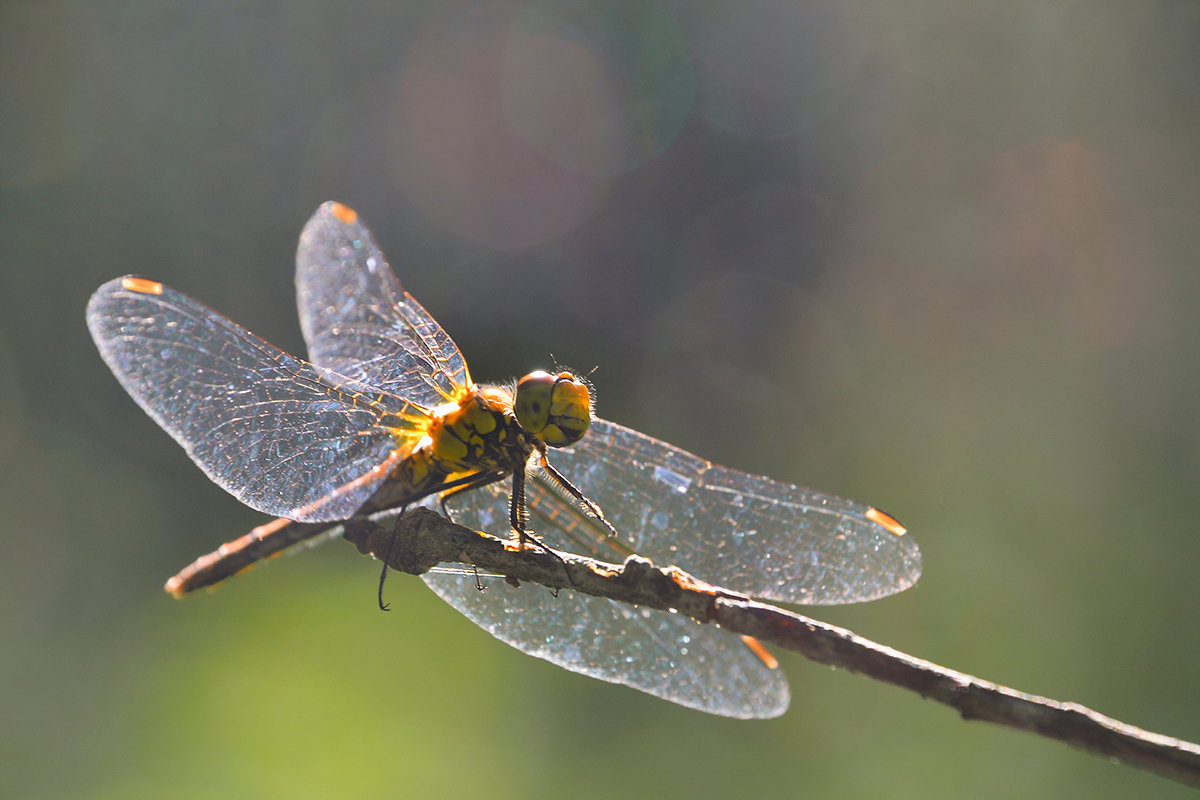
[2, 1, 1199, 797]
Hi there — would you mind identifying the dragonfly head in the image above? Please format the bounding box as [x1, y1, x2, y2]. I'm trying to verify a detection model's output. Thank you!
[514, 370, 592, 447]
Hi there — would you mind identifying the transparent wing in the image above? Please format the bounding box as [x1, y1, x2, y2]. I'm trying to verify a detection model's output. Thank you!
[289, 204, 784, 716]
[421, 484, 789, 718]
[422, 418, 920, 717]
[87, 277, 423, 522]
[296, 202, 472, 408]
[546, 419, 922, 606]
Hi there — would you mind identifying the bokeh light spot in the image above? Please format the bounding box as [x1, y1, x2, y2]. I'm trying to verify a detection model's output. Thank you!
[503, 1, 694, 176]
[690, 1, 877, 139]
[389, 12, 613, 250]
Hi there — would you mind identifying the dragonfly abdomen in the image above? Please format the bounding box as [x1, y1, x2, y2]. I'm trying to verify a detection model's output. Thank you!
[164, 517, 336, 596]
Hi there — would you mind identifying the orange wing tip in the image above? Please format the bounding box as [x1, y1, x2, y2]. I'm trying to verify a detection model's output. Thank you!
[741, 635, 779, 670]
[329, 202, 358, 224]
[121, 277, 164, 295]
[866, 507, 907, 536]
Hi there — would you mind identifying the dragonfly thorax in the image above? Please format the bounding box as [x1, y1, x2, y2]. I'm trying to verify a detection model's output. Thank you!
[426, 387, 529, 472]
[371, 375, 591, 517]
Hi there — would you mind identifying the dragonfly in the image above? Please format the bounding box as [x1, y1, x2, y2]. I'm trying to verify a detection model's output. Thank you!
[86, 201, 921, 719]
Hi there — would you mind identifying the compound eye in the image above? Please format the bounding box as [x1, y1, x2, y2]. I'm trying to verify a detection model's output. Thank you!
[514, 370, 592, 447]
[514, 371, 554, 434]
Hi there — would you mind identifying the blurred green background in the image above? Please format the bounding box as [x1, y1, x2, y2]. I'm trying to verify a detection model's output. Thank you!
[3, 1, 1199, 797]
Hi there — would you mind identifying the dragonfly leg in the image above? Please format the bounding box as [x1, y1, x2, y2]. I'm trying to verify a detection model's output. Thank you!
[509, 462, 573, 589]
[510, 465, 529, 546]
[538, 452, 632, 556]
[373, 470, 509, 606]
[376, 505, 410, 611]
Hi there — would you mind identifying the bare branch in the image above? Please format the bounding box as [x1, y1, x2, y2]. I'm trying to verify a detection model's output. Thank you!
[343, 508, 1200, 788]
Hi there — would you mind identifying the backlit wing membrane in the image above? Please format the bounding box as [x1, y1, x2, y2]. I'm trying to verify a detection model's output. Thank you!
[87, 278, 419, 522]
[296, 202, 472, 407]
[421, 534, 789, 718]
[544, 420, 922, 606]
[424, 418, 919, 717]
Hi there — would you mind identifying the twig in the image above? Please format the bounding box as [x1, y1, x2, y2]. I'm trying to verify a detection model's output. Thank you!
[342, 508, 1200, 788]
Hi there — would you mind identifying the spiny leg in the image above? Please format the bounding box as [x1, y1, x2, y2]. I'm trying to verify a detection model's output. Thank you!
[538, 451, 632, 556]
[509, 461, 572, 589]
[510, 464, 529, 547]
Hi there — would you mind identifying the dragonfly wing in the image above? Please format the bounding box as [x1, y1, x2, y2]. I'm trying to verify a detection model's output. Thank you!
[545, 420, 922, 605]
[423, 486, 790, 719]
[296, 202, 471, 408]
[87, 277, 418, 522]
[425, 418, 917, 715]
